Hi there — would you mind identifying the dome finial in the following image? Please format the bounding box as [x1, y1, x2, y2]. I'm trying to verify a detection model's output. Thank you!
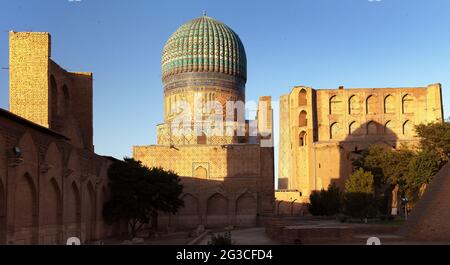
[203, 10, 207, 16]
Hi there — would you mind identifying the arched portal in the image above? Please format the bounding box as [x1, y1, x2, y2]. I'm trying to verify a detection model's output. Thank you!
[330, 122, 340, 139]
[67, 182, 81, 239]
[299, 111, 307, 127]
[40, 178, 63, 244]
[235, 193, 257, 227]
[384, 95, 395, 114]
[298, 89, 307, 106]
[14, 173, 37, 244]
[206, 193, 228, 228]
[84, 182, 96, 242]
[178, 194, 200, 228]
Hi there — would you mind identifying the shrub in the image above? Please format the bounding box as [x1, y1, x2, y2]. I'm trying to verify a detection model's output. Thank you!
[307, 183, 342, 216]
[343, 192, 378, 221]
[208, 231, 232, 245]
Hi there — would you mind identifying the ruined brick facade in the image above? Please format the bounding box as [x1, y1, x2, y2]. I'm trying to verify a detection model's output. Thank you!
[0, 32, 114, 244]
[278, 85, 444, 200]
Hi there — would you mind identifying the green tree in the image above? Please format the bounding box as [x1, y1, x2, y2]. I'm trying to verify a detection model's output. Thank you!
[343, 168, 377, 220]
[355, 144, 414, 193]
[146, 167, 185, 231]
[404, 150, 442, 202]
[345, 168, 374, 194]
[343, 193, 378, 221]
[103, 158, 184, 238]
[415, 122, 450, 161]
[307, 183, 342, 216]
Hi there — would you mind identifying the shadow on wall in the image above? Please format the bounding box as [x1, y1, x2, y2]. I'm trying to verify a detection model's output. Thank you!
[0, 179, 5, 244]
[156, 176, 259, 230]
[156, 145, 275, 230]
[336, 120, 400, 189]
[0, 128, 115, 245]
[274, 191, 308, 217]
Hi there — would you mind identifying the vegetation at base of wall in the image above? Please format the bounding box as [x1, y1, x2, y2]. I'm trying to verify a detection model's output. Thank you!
[208, 231, 232, 245]
[307, 183, 342, 216]
[354, 122, 448, 207]
[309, 122, 449, 220]
[103, 158, 184, 238]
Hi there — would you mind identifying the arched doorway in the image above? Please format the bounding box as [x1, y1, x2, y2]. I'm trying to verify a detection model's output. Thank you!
[206, 193, 228, 228]
[14, 173, 37, 244]
[84, 182, 96, 242]
[67, 182, 81, 239]
[298, 89, 307, 106]
[40, 179, 63, 244]
[178, 194, 200, 228]
[235, 193, 257, 227]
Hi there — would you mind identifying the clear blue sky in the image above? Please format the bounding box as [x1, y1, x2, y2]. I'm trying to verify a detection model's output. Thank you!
[1, 0, 449, 166]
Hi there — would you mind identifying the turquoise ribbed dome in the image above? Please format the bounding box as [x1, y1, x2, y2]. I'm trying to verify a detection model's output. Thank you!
[161, 16, 247, 82]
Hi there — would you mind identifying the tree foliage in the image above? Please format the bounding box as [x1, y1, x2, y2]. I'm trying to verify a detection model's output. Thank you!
[404, 150, 442, 202]
[103, 158, 184, 238]
[343, 193, 378, 220]
[345, 168, 374, 194]
[350, 122, 448, 211]
[307, 183, 342, 216]
[415, 122, 450, 161]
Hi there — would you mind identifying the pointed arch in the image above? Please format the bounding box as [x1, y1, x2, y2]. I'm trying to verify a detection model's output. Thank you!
[384, 120, 395, 134]
[329, 95, 342, 115]
[402, 94, 414, 114]
[299, 131, 307, 146]
[57, 84, 69, 116]
[298, 89, 307, 106]
[84, 181, 96, 242]
[403, 120, 414, 136]
[14, 173, 38, 244]
[330, 122, 340, 139]
[384, 94, 395, 114]
[41, 178, 62, 226]
[298, 110, 307, 127]
[39, 178, 63, 244]
[366, 95, 376, 114]
[348, 95, 360, 115]
[67, 181, 81, 238]
[349, 121, 358, 135]
[235, 192, 257, 227]
[206, 193, 228, 228]
[17, 132, 38, 166]
[178, 193, 200, 228]
[50, 75, 57, 118]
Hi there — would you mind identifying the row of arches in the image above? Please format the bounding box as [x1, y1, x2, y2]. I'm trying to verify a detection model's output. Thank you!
[0, 132, 109, 244]
[177, 192, 257, 228]
[6, 172, 98, 245]
[329, 120, 414, 139]
[329, 94, 415, 115]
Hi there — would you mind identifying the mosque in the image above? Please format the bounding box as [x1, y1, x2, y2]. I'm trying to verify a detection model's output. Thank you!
[133, 15, 276, 229]
[0, 14, 445, 244]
